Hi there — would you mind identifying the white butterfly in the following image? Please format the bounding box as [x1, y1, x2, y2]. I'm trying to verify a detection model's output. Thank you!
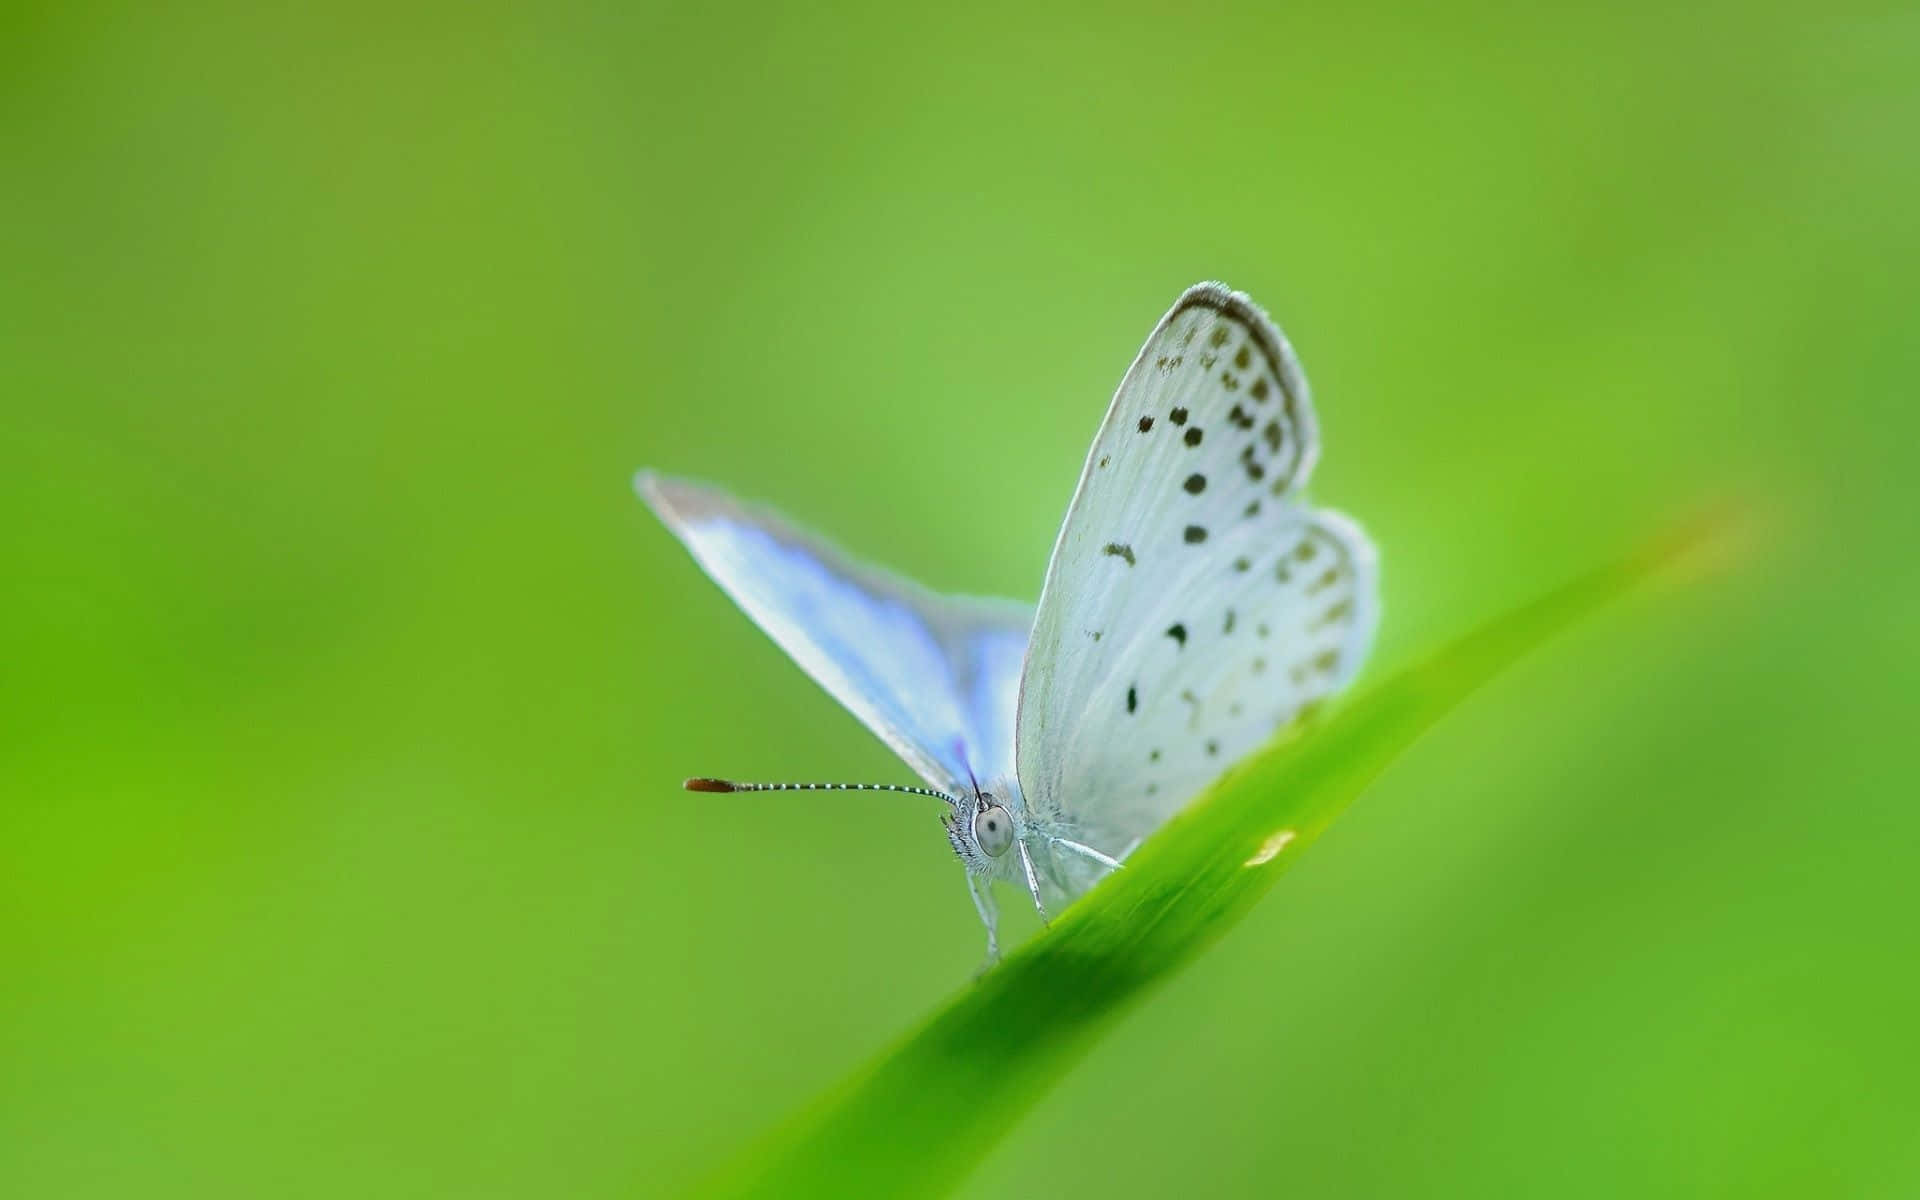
[639, 282, 1378, 960]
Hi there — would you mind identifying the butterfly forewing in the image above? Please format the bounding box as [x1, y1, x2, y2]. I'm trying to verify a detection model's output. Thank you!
[640, 472, 1031, 790]
[1015, 283, 1379, 849]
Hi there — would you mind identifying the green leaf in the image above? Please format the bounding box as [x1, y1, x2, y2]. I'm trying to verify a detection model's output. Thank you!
[698, 518, 1721, 1199]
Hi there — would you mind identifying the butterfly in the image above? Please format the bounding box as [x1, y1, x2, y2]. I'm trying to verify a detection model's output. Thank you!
[638, 282, 1378, 961]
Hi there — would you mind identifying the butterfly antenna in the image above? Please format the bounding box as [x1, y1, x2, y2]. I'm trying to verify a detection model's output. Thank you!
[684, 777, 959, 807]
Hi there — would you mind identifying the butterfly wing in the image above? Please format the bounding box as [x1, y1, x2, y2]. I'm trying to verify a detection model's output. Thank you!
[638, 472, 1031, 791]
[1015, 283, 1379, 850]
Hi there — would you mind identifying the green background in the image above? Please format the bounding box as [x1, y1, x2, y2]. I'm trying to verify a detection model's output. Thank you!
[4, 1, 1915, 1195]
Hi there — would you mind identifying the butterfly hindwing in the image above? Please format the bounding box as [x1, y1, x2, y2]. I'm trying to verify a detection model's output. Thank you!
[1015, 283, 1379, 849]
[639, 472, 1031, 791]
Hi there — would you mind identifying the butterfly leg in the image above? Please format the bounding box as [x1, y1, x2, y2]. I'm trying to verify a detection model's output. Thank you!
[966, 872, 1000, 966]
[1015, 841, 1051, 925]
[1050, 836, 1124, 873]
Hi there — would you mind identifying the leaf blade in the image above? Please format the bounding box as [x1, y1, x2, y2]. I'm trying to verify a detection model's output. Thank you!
[699, 516, 1722, 1199]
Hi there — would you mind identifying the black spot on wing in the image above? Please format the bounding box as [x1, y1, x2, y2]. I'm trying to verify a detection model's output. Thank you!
[1103, 542, 1136, 566]
[1138, 416, 1153, 432]
[1126, 685, 1137, 714]
[1183, 473, 1206, 494]
[1312, 599, 1355, 631]
[1184, 427, 1203, 447]
[1166, 622, 1187, 647]
[1170, 406, 1189, 425]
[1183, 525, 1208, 544]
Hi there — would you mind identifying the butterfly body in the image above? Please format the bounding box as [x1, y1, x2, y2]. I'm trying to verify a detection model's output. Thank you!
[640, 282, 1377, 961]
[947, 780, 1111, 895]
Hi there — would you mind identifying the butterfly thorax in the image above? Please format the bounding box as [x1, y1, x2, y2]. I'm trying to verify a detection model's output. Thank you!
[942, 776, 1115, 904]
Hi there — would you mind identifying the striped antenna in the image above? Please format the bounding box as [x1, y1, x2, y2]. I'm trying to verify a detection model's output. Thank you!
[684, 777, 958, 807]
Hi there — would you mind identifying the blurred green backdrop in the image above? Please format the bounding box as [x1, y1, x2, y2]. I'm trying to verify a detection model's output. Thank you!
[3, 0, 1916, 1195]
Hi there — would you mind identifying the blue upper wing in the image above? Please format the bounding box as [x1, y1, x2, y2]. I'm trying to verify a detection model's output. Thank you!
[637, 472, 1032, 791]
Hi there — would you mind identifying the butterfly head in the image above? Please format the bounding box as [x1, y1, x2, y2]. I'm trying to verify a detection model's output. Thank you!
[970, 794, 1014, 857]
[940, 778, 1027, 873]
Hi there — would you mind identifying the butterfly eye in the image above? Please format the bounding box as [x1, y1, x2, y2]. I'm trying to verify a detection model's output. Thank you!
[972, 802, 1014, 858]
